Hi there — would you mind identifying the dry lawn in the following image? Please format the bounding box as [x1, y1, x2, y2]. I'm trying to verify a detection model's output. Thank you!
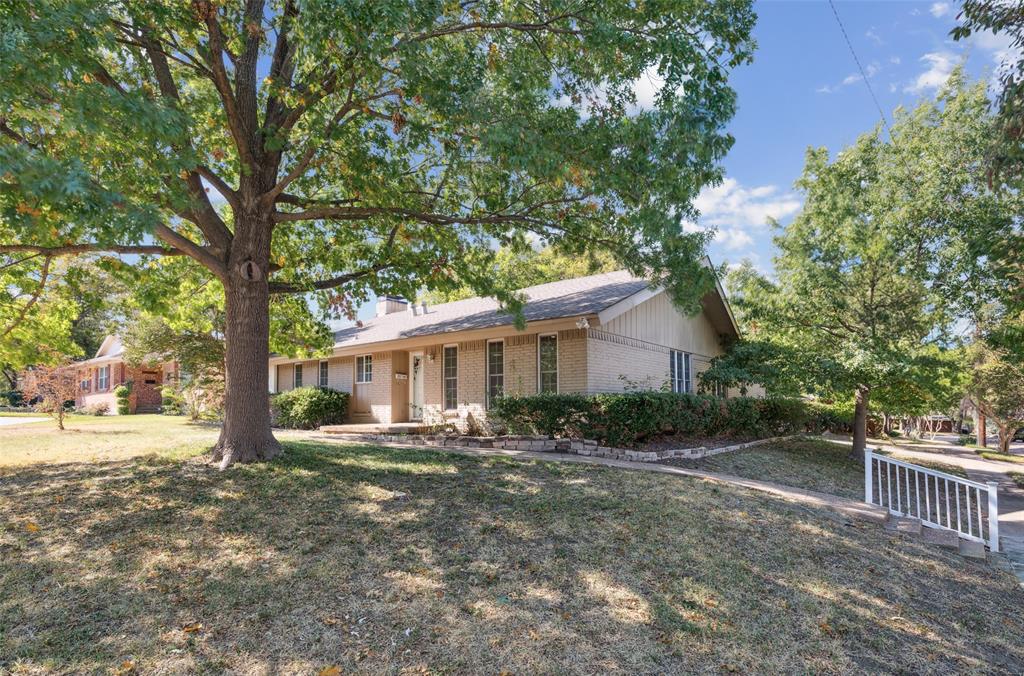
[2, 438, 1023, 674]
[0, 414, 220, 466]
[691, 438, 967, 500]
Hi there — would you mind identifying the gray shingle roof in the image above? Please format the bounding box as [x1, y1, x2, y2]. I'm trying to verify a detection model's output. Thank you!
[331, 270, 651, 348]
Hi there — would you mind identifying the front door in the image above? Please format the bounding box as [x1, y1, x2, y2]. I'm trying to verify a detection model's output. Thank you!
[410, 353, 424, 420]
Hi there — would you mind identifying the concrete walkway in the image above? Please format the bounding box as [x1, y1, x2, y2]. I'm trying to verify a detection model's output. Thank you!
[0, 416, 48, 427]
[309, 434, 889, 524]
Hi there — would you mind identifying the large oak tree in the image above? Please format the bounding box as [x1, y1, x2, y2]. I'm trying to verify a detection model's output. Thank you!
[0, 1, 755, 466]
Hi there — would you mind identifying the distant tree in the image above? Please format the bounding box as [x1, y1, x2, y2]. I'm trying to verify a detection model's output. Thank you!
[420, 245, 619, 304]
[739, 76, 1007, 459]
[21, 363, 79, 430]
[965, 341, 1024, 454]
[0, 2, 754, 466]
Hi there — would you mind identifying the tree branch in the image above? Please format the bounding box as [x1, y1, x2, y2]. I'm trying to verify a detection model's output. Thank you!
[0, 243, 184, 256]
[197, 2, 258, 170]
[0, 255, 51, 339]
[268, 264, 390, 294]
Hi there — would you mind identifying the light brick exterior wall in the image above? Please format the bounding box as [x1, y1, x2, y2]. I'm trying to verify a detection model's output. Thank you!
[556, 329, 588, 393]
[361, 351, 393, 423]
[586, 330, 670, 393]
[328, 356, 354, 392]
[504, 334, 537, 395]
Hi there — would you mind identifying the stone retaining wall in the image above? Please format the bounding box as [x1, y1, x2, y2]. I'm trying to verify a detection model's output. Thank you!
[319, 431, 799, 463]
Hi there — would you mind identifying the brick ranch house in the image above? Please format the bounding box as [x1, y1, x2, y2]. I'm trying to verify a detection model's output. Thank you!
[269, 268, 750, 427]
[73, 335, 177, 414]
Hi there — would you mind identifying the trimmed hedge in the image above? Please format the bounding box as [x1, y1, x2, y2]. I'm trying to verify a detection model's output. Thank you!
[114, 384, 131, 415]
[271, 387, 350, 429]
[489, 392, 812, 448]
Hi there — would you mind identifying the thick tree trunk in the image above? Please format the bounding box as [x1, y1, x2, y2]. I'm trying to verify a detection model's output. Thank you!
[998, 425, 1012, 454]
[851, 385, 870, 461]
[211, 214, 281, 469]
[979, 414, 987, 448]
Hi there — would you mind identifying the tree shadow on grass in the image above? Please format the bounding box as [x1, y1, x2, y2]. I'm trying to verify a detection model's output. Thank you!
[2, 440, 1023, 673]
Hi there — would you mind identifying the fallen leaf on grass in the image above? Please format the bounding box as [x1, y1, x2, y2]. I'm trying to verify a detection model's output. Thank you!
[819, 621, 834, 635]
[318, 667, 341, 676]
[181, 622, 203, 634]
[113, 659, 137, 675]
[24, 522, 39, 532]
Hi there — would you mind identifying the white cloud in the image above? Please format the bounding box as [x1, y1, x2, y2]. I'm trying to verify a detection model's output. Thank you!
[817, 62, 880, 94]
[694, 178, 802, 230]
[866, 28, 883, 45]
[714, 227, 754, 251]
[904, 51, 957, 93]
[930, 2, 951, 18]
[890, 56, 901, 65]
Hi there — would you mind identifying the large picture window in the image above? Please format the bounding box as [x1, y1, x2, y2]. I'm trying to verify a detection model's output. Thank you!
[294, 363, 303, 388]
[486, 340, 504, 407]
[670, 350, 692, 394]
[319, 360, 329, 388]
[443, 346, 458, 410]
[538, 334, 558, 393]
[355, 355, 372, 384]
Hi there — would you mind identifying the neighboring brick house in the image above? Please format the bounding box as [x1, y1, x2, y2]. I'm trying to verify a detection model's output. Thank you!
[269, 267, 754, 427]
[74, 336, 177, 414]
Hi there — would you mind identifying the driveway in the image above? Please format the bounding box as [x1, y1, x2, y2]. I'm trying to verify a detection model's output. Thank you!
[0, 416, 49, 427]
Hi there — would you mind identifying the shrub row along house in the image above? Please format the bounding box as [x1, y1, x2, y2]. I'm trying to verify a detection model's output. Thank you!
[269, 269, 752, 427]
[72, 336, 176, 414]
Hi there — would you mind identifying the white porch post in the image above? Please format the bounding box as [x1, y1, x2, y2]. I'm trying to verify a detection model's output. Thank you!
[988, 481, 1000, 552]
[865, 448, 874, 505]
[268, 363, 277, 394]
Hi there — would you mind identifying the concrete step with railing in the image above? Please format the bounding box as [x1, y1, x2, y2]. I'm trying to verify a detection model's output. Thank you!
[867, 449, 1001, 562]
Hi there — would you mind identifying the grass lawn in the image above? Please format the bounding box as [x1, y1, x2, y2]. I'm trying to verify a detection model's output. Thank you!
[2, 438, 1023, 673]
[695, 438, 968, 501]
[977, 450, 1024, 465]
[0, 414, 222, 467]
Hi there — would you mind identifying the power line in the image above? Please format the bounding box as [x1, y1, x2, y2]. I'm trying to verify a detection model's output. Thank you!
[827, 0, 895, 141]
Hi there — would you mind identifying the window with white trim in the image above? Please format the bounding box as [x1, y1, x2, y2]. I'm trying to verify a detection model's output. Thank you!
[294, 363, 303, 388]
[81, 373, 91, 392]
[670, 350, 692, 394]
[356, 355, 372, 384]
[443, 346, 458, 410]
[486, 340, 504, 407]
[538, 334, 558, 394]
[319, 360, 329, 388]
[97, 365, 110, 390]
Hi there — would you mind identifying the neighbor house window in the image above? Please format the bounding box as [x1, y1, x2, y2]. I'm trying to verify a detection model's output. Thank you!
[319, 360, 329, 388]
[97, 365, 110, 390]
[486, 340, 504, 407]
[81, 374, 91, 392]
[538, 334, 558, 393]
[356, 355, 372, 384]
[443, 346, 458, 410]
[670, 350, 692, 394]
[294, 363, 303, 388]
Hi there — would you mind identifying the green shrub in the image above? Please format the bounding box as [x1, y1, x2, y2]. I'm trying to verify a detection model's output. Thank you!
[271, 387, 350, 429]
[114, 384, 131, 415]
[804, 400, 854, 434]
[161, 385, 184, 415]
[490, 392, 811, 447]
[0, 390, 23, 407]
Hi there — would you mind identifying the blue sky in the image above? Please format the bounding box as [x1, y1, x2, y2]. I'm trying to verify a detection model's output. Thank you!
[696, 0, 1012, 275]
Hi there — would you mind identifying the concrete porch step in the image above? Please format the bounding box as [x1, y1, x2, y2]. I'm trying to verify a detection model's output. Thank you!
[320, 422, 432, 435]
[885, 515, 923, 535]
[921, 526, 959, 548]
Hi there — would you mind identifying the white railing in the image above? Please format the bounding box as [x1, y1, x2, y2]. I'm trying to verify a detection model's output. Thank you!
[865, 449, 999, 552]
